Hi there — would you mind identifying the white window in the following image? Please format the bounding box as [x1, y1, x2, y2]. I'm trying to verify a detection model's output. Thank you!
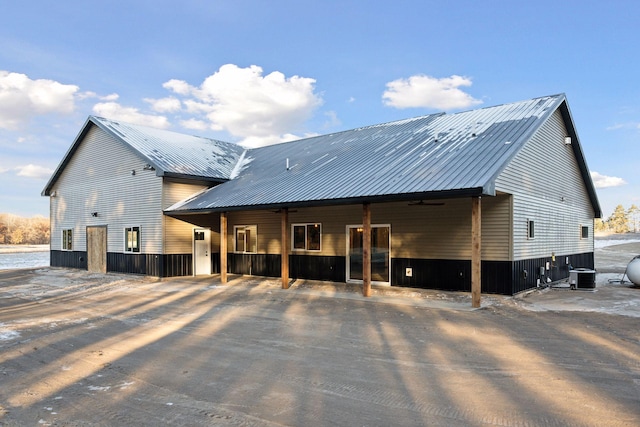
[527, 219, 535, 239]
[292, 223, 321, 251]
[125, 226, 140, 252]
[235, 225, 257, 253]
[62, 229, 73, 251]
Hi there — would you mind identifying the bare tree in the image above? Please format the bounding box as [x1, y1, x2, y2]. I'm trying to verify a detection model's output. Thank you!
[0, 213, 50, 244]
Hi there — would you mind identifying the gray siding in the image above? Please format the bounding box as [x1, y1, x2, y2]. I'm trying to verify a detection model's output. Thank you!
[50, 125, 164, 254]
[495, 110, 594, 260]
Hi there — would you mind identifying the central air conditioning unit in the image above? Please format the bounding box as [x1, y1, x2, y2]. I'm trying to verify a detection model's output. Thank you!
[569, 268, 596, 290]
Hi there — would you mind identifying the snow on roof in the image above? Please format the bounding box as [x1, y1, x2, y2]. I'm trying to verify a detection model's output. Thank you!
[92, 116, 245, 180]
[167, 94, 569, 213]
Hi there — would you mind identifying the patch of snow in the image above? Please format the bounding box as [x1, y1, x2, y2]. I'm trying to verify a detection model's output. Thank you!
[0, 244, 49, 254]
[594, 239, 640, 249]
[229, 150, 252, 179]
[0, 329, 20, 341]
[87, 385, 111, 392]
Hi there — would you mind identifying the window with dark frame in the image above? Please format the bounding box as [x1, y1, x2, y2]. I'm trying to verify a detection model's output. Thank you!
[581, 225, 589, 239]
[125, 226, 140, 252]
[527, 220, 535, 239]
[235, 225, 257, 253]
[62, 229, 72, 251]
[292, 223, 321, 251]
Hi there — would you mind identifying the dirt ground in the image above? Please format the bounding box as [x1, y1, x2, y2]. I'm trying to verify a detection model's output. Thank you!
[1, 243, 639, 426]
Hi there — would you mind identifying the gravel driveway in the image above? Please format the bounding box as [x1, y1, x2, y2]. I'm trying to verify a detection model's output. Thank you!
[0, 241, 639, 426]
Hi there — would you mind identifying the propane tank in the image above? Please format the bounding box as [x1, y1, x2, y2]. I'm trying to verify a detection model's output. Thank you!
[627, 256, 640, 285]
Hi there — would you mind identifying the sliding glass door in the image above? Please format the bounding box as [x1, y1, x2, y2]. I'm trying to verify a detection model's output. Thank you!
[347, 225, 390, 283]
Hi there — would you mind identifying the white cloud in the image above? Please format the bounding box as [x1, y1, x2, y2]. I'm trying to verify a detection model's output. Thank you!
[183, 99, 213, 115]
[78, 92, 119, 101]
[92, 102, 170, 129]
[180, 118, 209, 131]
[164, 64, 322, 147]
[101, 93, 120, 102]
[605, 121, 640, 131]
[144, 96, 181, 113]
[382, 74, 482, 110]
[15, 164, 54, 179]
[0, 71, 79, 130]
[163, 79, 192, 96]
[323, 110, 341, 128]
[591, 171, 627, 189]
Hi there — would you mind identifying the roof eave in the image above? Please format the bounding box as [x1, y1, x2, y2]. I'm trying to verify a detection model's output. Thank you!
[558, 100, 602, 218]
[42, 116, 96, 196]
[161, 172, 228, 186]
[164, 187, 487, 216]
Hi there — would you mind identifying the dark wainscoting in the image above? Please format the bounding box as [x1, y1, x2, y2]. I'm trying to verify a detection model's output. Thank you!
[290, 254, 346, 282]
[107, 253, 163, 276]
[228, 253, 281, 277]
[50, 250, 87, 270]
[52, 250, 595, 295]
[391, 258, 470, 292]
[162, 254, 193, 277]
[107, 253, 197, 277]
[510, 252, 594, 294]
[391, 252, 595, 295]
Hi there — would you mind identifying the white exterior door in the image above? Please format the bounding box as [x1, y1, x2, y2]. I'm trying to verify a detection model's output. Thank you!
[194, 229, 211, 275]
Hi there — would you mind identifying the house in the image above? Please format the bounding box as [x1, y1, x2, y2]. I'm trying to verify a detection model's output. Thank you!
[42, 94, 601, 303]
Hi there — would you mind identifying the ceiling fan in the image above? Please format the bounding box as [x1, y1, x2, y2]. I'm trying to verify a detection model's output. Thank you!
[407, 200, 445, 206]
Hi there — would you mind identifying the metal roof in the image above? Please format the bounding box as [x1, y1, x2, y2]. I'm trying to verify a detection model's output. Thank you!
[91, 116, 245, 180]
[168, 94, 584, 213]
[42, 94, 601, 218]
[42, 116, 245, 195]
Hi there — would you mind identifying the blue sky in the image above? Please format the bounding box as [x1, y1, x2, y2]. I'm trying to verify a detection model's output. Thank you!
[0, 0, 637, 218]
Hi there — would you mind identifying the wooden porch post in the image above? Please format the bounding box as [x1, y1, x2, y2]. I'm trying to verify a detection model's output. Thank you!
[471, 196, 481, 308]
[220, 212, 227, 284]
[363, 203, 372, 297]
[281, 208, 290, 289]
